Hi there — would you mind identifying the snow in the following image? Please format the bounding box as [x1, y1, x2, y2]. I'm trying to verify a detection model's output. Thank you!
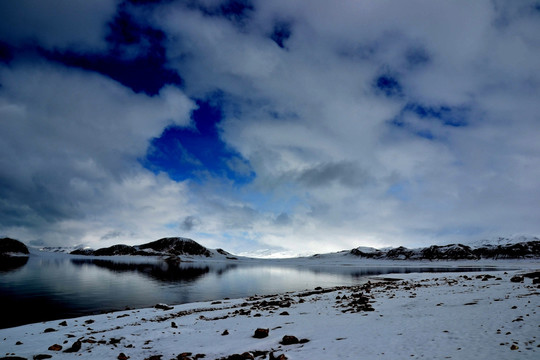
[464, 235, 540, 248]
[1, 263, 538, 359]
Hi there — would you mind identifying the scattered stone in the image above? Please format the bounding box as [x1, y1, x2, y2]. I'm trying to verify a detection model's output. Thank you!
[280, 335, 310, 345]
[84, 319, 94, 324]
[253, 328, 269, 338]
[48, 344, 62, 351]
[510, 344, 519, 350]
[279, 311, 289, 316]
[171, 321, 178, 328]
[221, 330, 229, 336]
[63, 340, 81, 353]
[155, 303, 174, 310]
[144, 356, 162, 360]
[109, 337, 123, 345]
[280, 335, 300, 345]
[221, 353, 254, 360]
[33, 355, 52, 360]
[118, 353, 130, 360]
[43, 328, 56, 333]
[15, 341, 22, 345]
[269, 353, 287, 360]
[58, 321, 68, 326]
[510, 275, 524, 283]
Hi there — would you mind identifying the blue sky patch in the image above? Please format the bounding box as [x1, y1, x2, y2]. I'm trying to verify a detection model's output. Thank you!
[374, 74, 403, 97]
[143, 96, 256, 185]
[388, 102, 469, 140]
[405, 103, 468, 127]
[270, 21, 292, 49]
[43, 7, 181, 95]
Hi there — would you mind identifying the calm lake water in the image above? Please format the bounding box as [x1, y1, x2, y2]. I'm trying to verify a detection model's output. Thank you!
[0, 255, 502, 329]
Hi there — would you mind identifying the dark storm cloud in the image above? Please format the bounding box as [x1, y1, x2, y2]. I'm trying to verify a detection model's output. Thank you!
[181, 216, 201, 231]
[297, 162, 371, 189]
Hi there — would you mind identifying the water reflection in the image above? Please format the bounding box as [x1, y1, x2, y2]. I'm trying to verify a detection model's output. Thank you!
[0, 256, 509, 329]
[0, 256, 28, 272]
[70, 259, 212, 283]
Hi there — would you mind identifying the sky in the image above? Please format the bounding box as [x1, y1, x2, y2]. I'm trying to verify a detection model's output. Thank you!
[1, 0, 539, 257]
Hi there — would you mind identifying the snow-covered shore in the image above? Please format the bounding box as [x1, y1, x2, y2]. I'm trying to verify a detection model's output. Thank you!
[1, 267, 538, 360]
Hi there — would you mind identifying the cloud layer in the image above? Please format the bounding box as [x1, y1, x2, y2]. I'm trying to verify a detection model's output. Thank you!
[1, 0, 539, 255]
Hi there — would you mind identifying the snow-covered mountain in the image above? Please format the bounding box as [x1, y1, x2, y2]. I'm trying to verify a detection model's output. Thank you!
[29, 235, 540, 260]
[347, 236, 540, 260]
[69, 237, 236, 260]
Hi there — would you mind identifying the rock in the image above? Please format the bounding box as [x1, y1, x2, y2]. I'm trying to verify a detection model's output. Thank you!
[144, 356, 162, 360]
[63, 340, 81, 353]
[510, 344, 519, 350]
[0, 357, 28, 360]
[269, 353, 288, 360]
[118, 353, 130, 360]
[43, 328, 56, 333]
[155, 303, 174, 310]
[15, 341, 22, 345]
[221, 329, 229, 336]
[223, 353, 253, 360]
[171, 321, 178, 328]
[33, 355, 53, 360]
[280, 335, 300, 345]
[253, 328, 269, 338]
[48, 344, 62, 351]
[58, 320, 68, 326]
[510, 275, 524, 283]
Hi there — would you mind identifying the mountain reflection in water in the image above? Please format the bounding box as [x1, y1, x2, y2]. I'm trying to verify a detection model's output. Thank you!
[0, 255, 507, 329]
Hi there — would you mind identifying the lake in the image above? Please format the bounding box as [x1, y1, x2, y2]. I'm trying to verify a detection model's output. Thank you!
[0, 255, 503, 329]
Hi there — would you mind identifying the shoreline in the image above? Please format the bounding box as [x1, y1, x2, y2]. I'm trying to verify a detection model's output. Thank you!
[1, 268, 538, 359]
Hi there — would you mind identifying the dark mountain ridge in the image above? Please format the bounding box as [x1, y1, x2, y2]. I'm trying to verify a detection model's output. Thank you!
[70, 237, 213, 257]
[348, 240, 540, 260]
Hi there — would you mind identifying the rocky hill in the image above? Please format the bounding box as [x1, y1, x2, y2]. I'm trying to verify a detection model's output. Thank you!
[70, 237, 219, 258]
[0, 237, 30, 257]
[348, 238, 540, 260]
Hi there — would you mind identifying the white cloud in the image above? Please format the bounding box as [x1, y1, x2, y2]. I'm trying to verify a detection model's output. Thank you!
[2, 0, 540, 256]
[147, 0, 540, 254]
[0, 61, 195, 246]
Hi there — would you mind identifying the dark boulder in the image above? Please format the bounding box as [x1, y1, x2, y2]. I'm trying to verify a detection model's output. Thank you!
[33, 355, 53, 360]
[63, 340, 81, 353]
[253, 328, 269, 338]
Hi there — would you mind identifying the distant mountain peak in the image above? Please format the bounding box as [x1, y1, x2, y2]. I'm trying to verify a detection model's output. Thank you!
[348, 237, 539, 260]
